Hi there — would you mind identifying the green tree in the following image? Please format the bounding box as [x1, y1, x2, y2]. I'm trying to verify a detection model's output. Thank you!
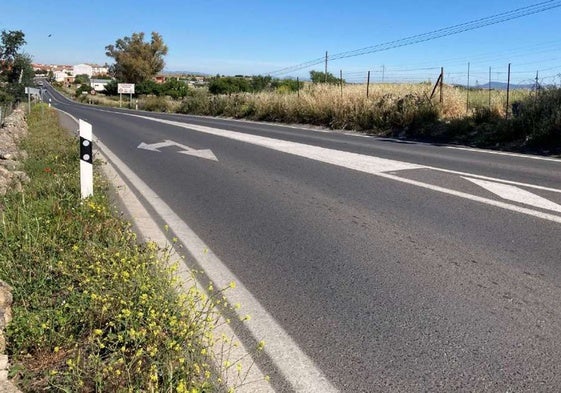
[136, 79, 162, 96]
[105, 32, 168, 84]
[74, 74, 90, 85]
[250, 75, 272, 92]
[0, 30, 33, 102]
[309, 70, 342, 84]
[208, 77, 250, 95]
[0, 30, 26, 69]
[160, 79, 188, 99]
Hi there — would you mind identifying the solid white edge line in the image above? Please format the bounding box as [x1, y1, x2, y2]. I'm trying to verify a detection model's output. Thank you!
[95, 137, 338, 393]
[446, 145, 561, 163]
[57, 102, 337, 392]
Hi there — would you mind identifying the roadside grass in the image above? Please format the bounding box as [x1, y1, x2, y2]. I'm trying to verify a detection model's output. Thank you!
[0, 104, 249, 392]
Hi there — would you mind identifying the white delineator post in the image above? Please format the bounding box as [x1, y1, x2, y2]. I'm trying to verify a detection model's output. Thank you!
[79, 119, 93, 198]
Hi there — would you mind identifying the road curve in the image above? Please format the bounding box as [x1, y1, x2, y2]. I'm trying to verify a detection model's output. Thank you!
[44, 85, 561, 392]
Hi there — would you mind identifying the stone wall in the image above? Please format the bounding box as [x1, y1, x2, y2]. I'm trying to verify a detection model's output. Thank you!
[0, 108, 24, 393]
[0, 281, 13, 376]
[0, 108, 29, 196]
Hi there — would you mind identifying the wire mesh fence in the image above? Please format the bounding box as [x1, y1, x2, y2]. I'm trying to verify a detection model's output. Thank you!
[0, 101, 15, 128]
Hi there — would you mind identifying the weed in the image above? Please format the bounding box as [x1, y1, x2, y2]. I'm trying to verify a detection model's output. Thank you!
[0, 105, 253, 391]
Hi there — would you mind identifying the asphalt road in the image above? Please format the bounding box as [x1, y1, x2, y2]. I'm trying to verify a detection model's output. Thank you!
[44, 86, 561, 392]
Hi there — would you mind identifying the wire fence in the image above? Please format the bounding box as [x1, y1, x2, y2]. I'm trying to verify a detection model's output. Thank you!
[339, 63, 561, 87]
[0, 101, 15, 128]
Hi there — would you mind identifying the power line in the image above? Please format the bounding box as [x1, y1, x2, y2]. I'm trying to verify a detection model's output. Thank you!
[267, 0, 561, 76]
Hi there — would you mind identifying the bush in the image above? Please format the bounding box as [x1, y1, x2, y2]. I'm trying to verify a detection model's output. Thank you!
[75, 84, 92, 97]
[140, 96, 171, 112]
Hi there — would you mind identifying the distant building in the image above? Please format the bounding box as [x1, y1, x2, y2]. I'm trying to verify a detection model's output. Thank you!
[73, 63, 93, 77]
[52, 66, 73, 82]
[153, 75, 167, 84]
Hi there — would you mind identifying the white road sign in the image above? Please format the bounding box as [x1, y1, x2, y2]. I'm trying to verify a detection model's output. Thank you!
[118, 83, 135, 94]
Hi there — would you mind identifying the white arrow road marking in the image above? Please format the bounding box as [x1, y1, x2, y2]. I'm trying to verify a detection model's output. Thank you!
[138, 139, 218, 161]
[135, 117, 422, 173]
[464, 177, 561, 213]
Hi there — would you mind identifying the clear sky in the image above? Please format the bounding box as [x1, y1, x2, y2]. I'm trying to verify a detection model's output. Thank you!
[2, 0, 561, 85]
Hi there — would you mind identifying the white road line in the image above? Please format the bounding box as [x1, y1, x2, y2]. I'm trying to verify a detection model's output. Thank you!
[96, 142, 273, 393]
[120, 113, 561, 224]
[464, 177, 561, 213]
[95, 139, 338, 393]
[132, 115, 423, 173]
[378, 173, 561, 224]
[428, 167, 561, 194]
[446, 145, 561, 163]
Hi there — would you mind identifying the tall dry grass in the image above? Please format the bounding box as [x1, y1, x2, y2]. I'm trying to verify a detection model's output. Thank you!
[178, 83, 532, 132]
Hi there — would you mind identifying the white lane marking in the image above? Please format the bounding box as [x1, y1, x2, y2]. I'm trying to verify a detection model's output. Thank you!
[96, 143, 272, 393]
[112, 112, 561, 224]
[138, 139, 218, 161]
[57, 108, 274, 391]
[95, 138, 338, 393]
[464, 177, 561, 213]
[127, 114, 423, 173]
[446, 145, 561, 163]
[428, 167, 561, 194]
[379, 173, 561, 224]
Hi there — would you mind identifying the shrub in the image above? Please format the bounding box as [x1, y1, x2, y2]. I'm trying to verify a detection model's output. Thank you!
[140, 96, 171, 112]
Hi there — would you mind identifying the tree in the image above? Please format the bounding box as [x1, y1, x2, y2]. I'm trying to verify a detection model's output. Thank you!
[309, 70, 342, 84]
[74, 74, 90, 85]
[0, 30, 26, 68]
[0, 30, 33, 102]
[208, 77, 250, 95]
[105, 32, 168, 84]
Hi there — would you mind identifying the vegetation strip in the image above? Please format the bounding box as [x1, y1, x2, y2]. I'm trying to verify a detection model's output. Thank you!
[0, 104, 256, 392]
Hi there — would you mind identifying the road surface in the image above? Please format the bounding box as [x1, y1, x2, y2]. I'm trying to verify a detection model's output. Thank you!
[44, 85, 561, 392]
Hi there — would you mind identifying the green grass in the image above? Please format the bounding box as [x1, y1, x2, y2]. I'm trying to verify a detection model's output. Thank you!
[0, 105, 257, 392]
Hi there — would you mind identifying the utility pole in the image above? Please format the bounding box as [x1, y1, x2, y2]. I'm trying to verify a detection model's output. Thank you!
[325, 51, 328, 83]
[382, 65, 385, 83]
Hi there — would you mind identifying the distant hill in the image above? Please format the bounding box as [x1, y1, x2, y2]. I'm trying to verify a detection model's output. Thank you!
[163, 70, 208, 76]
[477, 82, 534, 90]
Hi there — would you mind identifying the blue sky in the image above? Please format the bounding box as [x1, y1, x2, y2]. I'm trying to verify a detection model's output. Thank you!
[2, 0, 561, 85]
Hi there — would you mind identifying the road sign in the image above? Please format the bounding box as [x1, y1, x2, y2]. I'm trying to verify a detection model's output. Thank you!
[118, 83, 135, 94]
[25, 87, 41, 95]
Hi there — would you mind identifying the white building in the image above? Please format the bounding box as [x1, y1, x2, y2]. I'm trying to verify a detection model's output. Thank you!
[73, 63, 93, 77]
[53, 68, 73, 82]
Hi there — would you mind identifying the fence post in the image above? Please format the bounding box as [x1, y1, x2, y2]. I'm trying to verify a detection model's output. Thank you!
[505, 63, 511, 120]
[466, 62, 470, 114]
[366, 70, 370, 98]
[79, 119, 93, 199]
[488, 67, 492, 109]
[340, 70, 343, 98]
[440, 67, 444, 104]
[297, 77, 300, 98]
